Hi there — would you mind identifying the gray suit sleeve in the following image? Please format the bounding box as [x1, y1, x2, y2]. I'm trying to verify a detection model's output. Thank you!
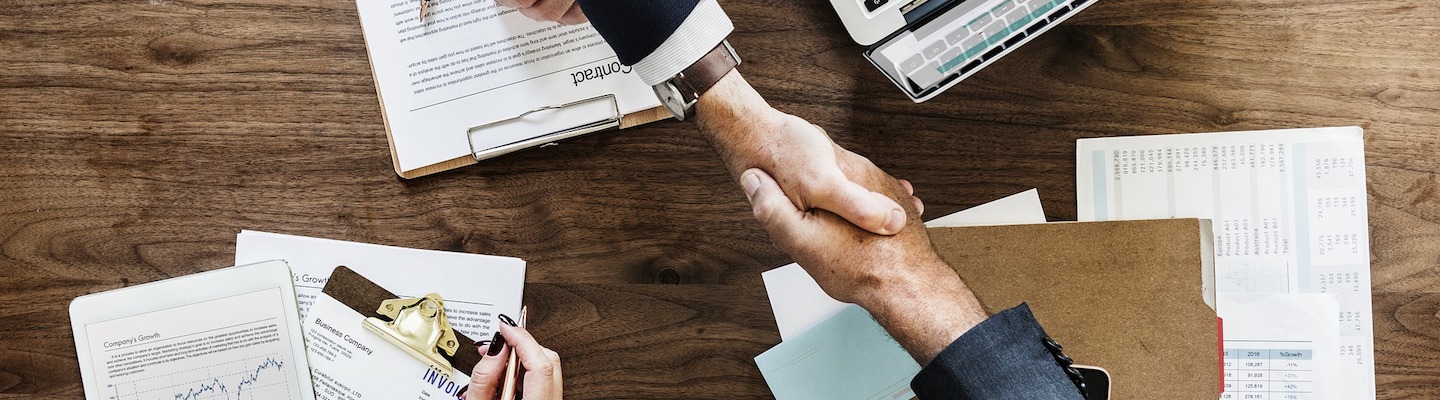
[911, 303, 1085, 399]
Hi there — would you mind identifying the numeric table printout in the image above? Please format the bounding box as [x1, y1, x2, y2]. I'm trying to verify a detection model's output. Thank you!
[1076, 127, 1373, 399]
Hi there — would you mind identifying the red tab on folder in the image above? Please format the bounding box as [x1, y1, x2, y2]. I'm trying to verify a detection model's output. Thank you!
[1218, 317, 1225, 393]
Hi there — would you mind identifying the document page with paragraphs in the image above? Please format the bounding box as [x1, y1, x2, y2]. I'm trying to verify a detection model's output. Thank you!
[356, 0, 660, 174]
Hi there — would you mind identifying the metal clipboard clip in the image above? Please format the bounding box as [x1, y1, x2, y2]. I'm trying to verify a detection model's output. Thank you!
[465, 94, 621, 162]
[361, 293, 459, 372]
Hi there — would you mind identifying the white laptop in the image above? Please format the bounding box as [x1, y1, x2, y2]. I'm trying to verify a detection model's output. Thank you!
[831, 0, 1098, 102]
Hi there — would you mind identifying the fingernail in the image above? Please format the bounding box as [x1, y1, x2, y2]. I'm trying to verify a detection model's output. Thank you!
[741, 172, 760, 200]
[883, 208, 905, 234]
[486, 331, 504, 356]
[498, 314, 518, 327]
[474, 340, 492, 348]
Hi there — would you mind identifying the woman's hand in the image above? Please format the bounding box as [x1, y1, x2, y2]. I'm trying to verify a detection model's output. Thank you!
[464, 322, 562, 400]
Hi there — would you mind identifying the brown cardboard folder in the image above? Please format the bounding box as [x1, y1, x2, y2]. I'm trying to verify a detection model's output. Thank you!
[928, 218, 1218, 398]
[320, 266, 483, 374]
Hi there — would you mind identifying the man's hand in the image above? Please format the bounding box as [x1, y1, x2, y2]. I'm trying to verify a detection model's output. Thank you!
[497, 0, 587, 25]
[696, 72, 910, 235]
[741, 161, 988, 364]
[740, 156, 938, 306]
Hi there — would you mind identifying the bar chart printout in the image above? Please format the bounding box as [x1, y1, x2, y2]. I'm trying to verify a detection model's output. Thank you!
[1077, 127, 1372, 399]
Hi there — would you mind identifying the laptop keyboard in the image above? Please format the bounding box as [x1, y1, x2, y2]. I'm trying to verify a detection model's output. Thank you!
[898, 0, 1084, 87]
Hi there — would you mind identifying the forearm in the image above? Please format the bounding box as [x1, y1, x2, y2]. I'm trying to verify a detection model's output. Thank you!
[859, 255, 988, 365]
[691, 70, 786, 177]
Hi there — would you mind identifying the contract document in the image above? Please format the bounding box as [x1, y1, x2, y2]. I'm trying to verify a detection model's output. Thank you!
[355, 0, 660, 175]
[1077, 127, 1373, 399]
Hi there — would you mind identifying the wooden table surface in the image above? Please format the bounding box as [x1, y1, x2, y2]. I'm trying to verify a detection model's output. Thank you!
[3, 0, 1438, 398]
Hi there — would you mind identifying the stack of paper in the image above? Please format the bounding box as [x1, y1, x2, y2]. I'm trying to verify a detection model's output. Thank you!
[1077, 127, 1371, 399]
[235, 231, 527, 400]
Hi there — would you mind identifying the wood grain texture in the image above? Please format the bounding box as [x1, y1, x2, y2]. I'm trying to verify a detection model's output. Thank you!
[1, 0, 1438, 398]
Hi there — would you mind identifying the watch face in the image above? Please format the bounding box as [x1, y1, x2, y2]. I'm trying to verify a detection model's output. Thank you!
[653, 82, 686, 120]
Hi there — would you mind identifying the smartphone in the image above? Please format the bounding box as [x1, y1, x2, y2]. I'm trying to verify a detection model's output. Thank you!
[1074, 365, 1111, 400]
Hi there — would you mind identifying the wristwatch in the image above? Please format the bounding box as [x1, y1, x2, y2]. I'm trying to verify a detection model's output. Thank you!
[652, 40, 741, 121]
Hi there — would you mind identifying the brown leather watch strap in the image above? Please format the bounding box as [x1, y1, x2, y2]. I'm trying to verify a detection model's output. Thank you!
[676, 41, 740, 104]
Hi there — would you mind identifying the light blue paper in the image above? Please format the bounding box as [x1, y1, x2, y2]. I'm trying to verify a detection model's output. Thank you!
[755, 304, 920, 400]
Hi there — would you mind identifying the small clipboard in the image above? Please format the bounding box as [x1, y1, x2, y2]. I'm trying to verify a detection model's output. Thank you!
[320, 266, 482, 374]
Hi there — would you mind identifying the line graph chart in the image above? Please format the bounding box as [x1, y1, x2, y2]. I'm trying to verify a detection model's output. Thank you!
[107, 354, 291, 400]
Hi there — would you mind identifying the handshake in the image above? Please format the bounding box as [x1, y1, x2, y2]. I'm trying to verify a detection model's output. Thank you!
[464, 1, 995, 399]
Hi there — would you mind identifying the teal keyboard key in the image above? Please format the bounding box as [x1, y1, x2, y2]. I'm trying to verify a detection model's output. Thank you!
[941, 58, 962, 72]
[961, 34, 986, 50]
[940, 47, 964, 66]
[963, 46, 983, 60]
[1036, 1, 1056, 15]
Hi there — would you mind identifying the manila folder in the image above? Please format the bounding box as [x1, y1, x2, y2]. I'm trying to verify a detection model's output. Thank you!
[927, 218, 1218, 399]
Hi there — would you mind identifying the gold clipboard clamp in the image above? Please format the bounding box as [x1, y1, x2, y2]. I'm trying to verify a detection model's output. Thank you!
[361, 293, 459, 372]
[465, 94, 622, 162]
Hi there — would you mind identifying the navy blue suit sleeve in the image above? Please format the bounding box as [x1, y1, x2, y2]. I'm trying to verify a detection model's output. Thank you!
[574, 0, 700, 65]
[911, 304, 1084, 400]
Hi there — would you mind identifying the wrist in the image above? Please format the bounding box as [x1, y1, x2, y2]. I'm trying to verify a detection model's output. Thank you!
[851, 253, 952, 310]
[693, 70, 781, 134]
[691, 70, 790, 175]
[857, 255, 988, 364]
[652, 40, 741, 121]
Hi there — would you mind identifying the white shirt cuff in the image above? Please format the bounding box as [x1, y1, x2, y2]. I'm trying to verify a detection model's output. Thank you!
[632, 0, 735, 86]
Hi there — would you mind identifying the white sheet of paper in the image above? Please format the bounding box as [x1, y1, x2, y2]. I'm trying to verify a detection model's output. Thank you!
[1076, 127, 1374, 399]
[1219, 293, 1340, 400]
[234, 230, 525, 339]
[921, 188, 1047, 228]
[762, 188, 1047, 340]
[355, 0, 660, 173]
[305, 293, 472, 400]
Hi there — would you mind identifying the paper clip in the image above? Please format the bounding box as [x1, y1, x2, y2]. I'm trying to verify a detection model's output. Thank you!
[465, 94, 621, 162]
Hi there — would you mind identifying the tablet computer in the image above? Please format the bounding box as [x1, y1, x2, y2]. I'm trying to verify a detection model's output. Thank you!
[70, 260, 315, 400]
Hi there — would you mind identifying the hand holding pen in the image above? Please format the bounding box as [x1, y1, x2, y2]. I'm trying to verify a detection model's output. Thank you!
[464, 309, 563, 400]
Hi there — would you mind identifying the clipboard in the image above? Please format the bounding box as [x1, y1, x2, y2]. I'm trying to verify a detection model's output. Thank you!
[320, 265, 484, 374]
[384, 94, 670, 179]
[348, 0, 672, 179]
